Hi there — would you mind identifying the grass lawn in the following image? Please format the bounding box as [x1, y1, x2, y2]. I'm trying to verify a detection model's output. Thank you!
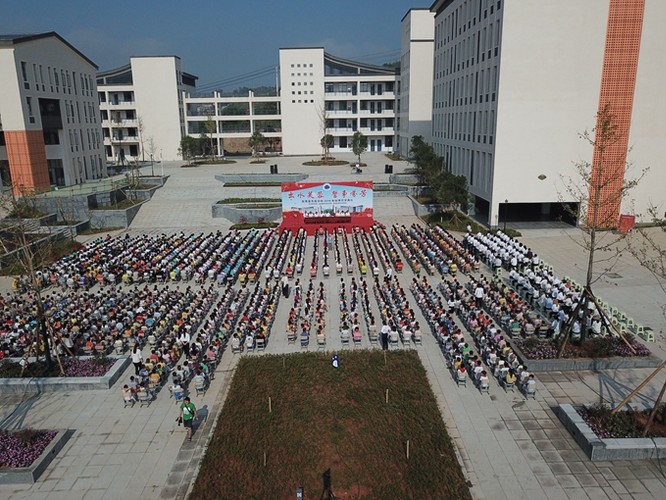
[191, 350, 470, 499]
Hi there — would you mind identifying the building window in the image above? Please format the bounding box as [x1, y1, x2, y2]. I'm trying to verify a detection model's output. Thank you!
[21, 61, 29, 89]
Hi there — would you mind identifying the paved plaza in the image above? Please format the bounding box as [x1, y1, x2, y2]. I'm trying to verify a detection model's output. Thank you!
[1, 152, 666, 499]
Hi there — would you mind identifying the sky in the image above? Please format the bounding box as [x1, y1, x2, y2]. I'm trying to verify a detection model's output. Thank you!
[1, 0, 430, 91]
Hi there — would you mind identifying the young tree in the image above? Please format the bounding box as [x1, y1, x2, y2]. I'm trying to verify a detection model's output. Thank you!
[178, 135, 198, 165]
[137, 116, 146, 163]
[557, 103, 648, 351]
[320, 134, 334, 164]
[351, 131, 368, 165]
[248, 131, 266, 157]
[200, 114, 217, 158]
[0, 188, 67, 374]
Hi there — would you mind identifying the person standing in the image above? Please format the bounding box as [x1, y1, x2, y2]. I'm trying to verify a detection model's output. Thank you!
[179, 397, 198, 441]
[131, 344, 143, 375]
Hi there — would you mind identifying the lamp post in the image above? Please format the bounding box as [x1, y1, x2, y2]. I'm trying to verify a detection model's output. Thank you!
[160, 149, 164, 179]
[503, 199, 508, 232]
[150, 153, 154, 177]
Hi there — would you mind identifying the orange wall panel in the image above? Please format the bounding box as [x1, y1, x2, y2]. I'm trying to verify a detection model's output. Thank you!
[4, 130, 50, 193]
[588, 0, 645, 228]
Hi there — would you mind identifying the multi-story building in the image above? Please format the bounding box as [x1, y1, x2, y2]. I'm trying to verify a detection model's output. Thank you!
[184, 89, 281, 156]
[430, 0, 665, 226]
[97, 56, 197, 163]
[0, 32, 105, 191]
[182, 49, 399, 157]
[396, 8, 435, 157]
[280, 48, 398, 156]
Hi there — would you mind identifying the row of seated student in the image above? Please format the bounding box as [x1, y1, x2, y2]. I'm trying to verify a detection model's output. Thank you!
[309, 230, 321, 277]
[339, 278, 363, 346]
[422, 224, 478, 273]
[373, 275, 420, 347]
[230, 280, 280, 353]
[45, 230, 256, 289]
[301, 281, 326, 348]
[236, 229, 281, 286]
[357, 278, 378, 344]
[372, 226, 404, 273]
[464, 229, 539, 271]
[355, 229, 381, 278]
[361, 227, 391, 274]
[285, 228, 307, 277]
[0, 283, 215, 359]
[286, 278, 305, 344]
[433, 277, 537, 396]
[406, 223, 474, 276]
[390, 224, 431, 275]
[467, 276, 550, 339]
[349, 229, 369, 275]
[339, 228, 355, 274]
[264, 229, 293, 281]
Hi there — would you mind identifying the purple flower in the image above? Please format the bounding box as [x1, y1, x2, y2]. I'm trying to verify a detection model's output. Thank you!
[0, 430, 57, 468]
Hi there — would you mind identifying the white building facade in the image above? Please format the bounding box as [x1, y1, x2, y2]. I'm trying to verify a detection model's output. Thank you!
[396, 8, 435, 157]
[430, 0, 666, 226]
[97, 56, 197, 163]
[280, 48, 398, 156]
[0, 32, 105, 191]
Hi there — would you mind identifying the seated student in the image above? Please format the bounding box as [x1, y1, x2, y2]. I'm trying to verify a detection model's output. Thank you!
[230, 335, 241, 351]
[340, 323, 350, 342]
[505, 369, 517, 387]
[172, 365, 185, 384]
[456, 365, 467, 382]
[352, 326, 362, 343]
[122, 384, 136, 404]
[245, 333, 254, 350]
[192, 369, 207, 388]
[523, 373, 537, 393]
[170, 378, 184, 400]
[479, 371, 490, 390]
[128, 376, 140, 394]
[149, 368, 161, 387]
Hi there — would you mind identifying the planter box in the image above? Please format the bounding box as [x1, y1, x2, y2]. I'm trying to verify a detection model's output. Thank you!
[408, 195, 444, 217]
[89, 201, 145, 229]
[215, 173, 307, 184]
[0, 356, 130, 394]
[0, 429, 71, 484]
[212, 204, 282, 223]
[556, 404, 666, 461]
[509, 340, 662, 372]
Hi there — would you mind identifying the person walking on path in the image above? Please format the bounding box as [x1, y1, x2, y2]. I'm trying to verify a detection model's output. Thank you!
[131, 345, 143, 375]
[179, 397, 199, 441]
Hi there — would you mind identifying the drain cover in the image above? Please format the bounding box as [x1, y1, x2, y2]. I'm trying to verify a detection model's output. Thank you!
[606, 273, 622, 279]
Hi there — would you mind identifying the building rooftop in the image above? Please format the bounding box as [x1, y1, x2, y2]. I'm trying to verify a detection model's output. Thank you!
[0, 31, 97, 68]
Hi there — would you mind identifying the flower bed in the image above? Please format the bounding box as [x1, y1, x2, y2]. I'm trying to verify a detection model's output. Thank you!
[0, 429, 57, 468]
[0, 357, 115, 378]
[577, 403, 666, 439]
[556, 404, 666, 461]
[0, 356, 129, 394]
[514, 336, 651, 360]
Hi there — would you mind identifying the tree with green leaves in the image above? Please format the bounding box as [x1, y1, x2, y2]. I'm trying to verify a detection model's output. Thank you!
[408, 135, 468, 210]
[409, 135, 443, 186]
[320, 134, 334, 164]
[178, 135, 198, 165]
[248, 131, 266, 157]
[351, 131, 368, 165]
